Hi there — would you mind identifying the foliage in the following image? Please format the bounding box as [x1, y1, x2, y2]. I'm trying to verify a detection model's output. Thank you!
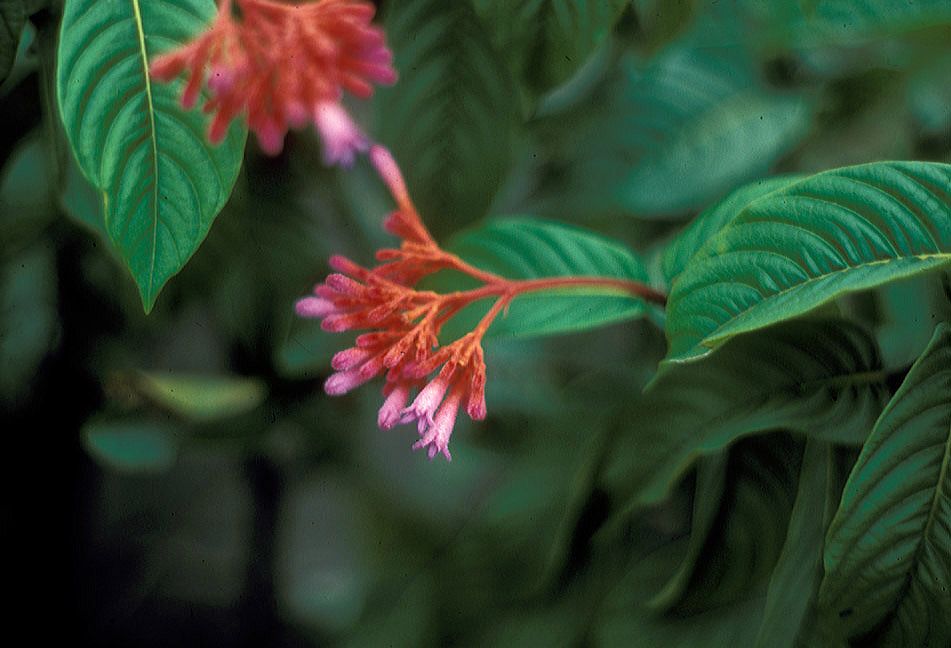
[3, 0, 950, 645]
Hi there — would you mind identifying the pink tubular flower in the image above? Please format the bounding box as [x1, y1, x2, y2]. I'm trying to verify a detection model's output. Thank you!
[295, 145, 499, 461]
[150, 0, 396, 159]
[295, 146, 668, 461]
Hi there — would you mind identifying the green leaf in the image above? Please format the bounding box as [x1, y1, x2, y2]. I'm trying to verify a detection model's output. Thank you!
[798, 0, 951, 44]
[661, 174, 805, 284]
[378, 0, 516, 231]
[0, 243, 58, 406]
[534, 45, 812, 219]
[81, 419, 179, 473]
[666, 161, 951, 361]
[754, 441, 830, 648]
[132, 371, 267, 422]
[648, 452, 729, 610]
[56, 0, 246, 311]
[0, 132, 55, 248]
[654, 436, 801, 614]
[630, 0, 697, 54]
[446, 217, 652, 339]
[474, 0, 628, 95]
[601, 319, 888, 513]
[819, 324, 951, 646]
[597, 545, 768, 648]
[0, 0, 25, 84]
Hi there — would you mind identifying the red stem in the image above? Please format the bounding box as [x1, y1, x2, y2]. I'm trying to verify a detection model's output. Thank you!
[441, 275, 668, 308]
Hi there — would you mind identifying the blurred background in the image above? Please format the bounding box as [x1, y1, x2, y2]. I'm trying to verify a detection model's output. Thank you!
[2, 1, 950, 645]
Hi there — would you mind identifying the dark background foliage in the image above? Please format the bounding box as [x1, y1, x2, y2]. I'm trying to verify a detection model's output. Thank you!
[2, 0, 949, 646]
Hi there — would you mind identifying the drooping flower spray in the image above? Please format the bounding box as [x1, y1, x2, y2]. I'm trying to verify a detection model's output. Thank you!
[296, 147, 667, 461]
[150, 0, 396, 162]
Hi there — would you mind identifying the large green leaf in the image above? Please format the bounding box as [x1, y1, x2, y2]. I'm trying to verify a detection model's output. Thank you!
[819, 324, 951, 646]
[473, 0, 628, 95]
[666, 161, 951, 361]
[0, 0, 24, 84]
[377, 0, 516, 232]
[601, 319, 888, 513]
[445, 217, 652, 339]
[661, 174, 805, 285]
[56, 0, 246, 311]
[533, 44, 811, 219]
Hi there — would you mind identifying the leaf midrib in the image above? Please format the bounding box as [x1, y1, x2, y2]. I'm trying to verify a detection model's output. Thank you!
[700, 252, 951, 348]
[130, 0, 160, 305]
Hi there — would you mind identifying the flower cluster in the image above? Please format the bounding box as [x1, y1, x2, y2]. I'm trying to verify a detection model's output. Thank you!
[150, 0, 396, 162]
[295, 147, 507, 460]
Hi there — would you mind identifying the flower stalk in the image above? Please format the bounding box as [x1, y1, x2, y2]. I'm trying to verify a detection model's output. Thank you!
[296, 146, 666, 461]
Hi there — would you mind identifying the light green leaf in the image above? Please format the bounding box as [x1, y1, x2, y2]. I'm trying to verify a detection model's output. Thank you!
[81, 419, 179, 473]
[534, 45, 812, 220]
[474, 0, 628, 95]
[446, 217, 652, 339]
[819, 324, 951, 646]
[378, 0, 516, 230]
[661, 174, 805, 284]
[754, 441, 830, 648]
[56, 0, 246, 311]
[602, 319, 888, 513]
[132, 371, 267, 422]
[666, 161, 951, 361]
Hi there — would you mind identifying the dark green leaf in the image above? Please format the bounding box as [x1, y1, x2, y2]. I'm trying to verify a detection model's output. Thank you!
[655, 436, 801, 614]
[648, 452, 729, 610]
[631, 0, 697, 54]
[56, 0, 247, 311]
[0, 0, 24, 84]
[819, 324, 951, 646]
[666, 161, 951, 361]
[534, 45, 811, 220]
[597, 542, 767, 648]
[602, 319, 887, 513]
[798, 0, 951, 44]
[474, 0, 628, 95]
[447, 217, 652, 339]
[754, 441, 830, 648]
[0, 132, 55, 248]
[0, 243, 58, 405]
[378, 0, 515, 231]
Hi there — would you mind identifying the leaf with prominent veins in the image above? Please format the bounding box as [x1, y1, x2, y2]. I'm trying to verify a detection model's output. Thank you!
[57, 0, 246, 311]
[666, 161, 951, 361]
[820, 323, 951, 646]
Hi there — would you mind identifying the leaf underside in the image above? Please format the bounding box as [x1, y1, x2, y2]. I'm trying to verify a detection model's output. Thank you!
[602, 319, 888, 511]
